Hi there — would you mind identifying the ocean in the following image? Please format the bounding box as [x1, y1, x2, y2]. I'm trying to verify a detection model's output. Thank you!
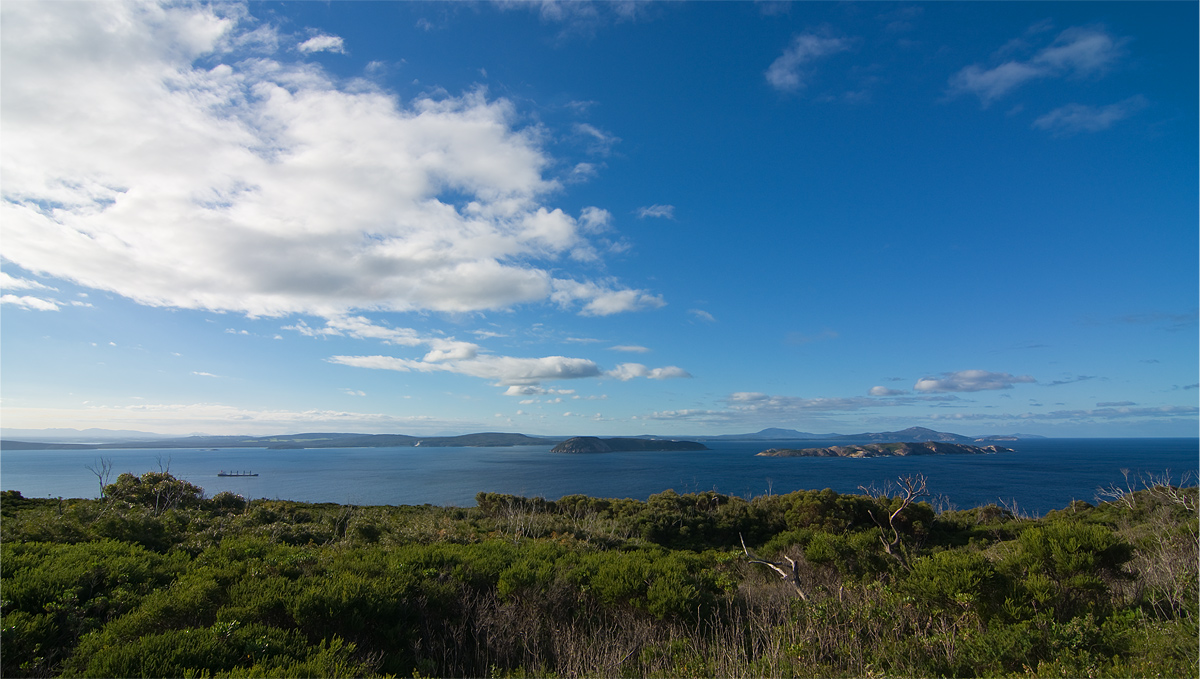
[1, 438, 1196, 517]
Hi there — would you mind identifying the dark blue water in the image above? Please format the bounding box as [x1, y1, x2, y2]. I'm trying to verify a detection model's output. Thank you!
[2, 438, 1195, 516]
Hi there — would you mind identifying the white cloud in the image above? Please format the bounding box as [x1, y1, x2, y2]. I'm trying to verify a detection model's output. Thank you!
[297, 34, 346, 54]
[914, 370, 1036, 393]
[1, 294, 61, 311]
[1032, 96, 1147, 135]
[328, 353, 602, 386]
[0, 271, 56, 291]
[688, 309, 716, 323]
[606, 363, 691, 381]
[765, 33, 850, 92]
[948, 25, 1126, 106]
[550, 279, 665, 316]
[635, 204, 675, 220]
[609, 345, 650, 353]
[0, 1, 658, 320]
[869, 386, 907, 397]
[192, 371, 220, 378]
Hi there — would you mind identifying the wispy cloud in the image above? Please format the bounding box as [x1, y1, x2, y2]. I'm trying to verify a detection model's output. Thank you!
[609, 345, 650, 353]
[635, 204, 675, 220]
[914, 370, 1036, 393]
[1033, 96, 1147, 135]
[1, 294, 62, 311]
[869, 386, 907, 397]
[948, 25, 1127, 106]
[766, 33, 851, 92]
[689, 309, 716, 323]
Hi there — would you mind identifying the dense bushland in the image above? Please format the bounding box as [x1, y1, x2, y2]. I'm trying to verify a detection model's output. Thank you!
[1, 468, 1196, 677]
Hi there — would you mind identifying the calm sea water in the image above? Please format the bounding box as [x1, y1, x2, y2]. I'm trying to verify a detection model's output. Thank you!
[1, 438, 1196, 516]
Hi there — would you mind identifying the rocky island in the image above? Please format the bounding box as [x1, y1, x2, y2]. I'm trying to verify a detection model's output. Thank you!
[756, 441, 1012, 458]
[550, 436, 709, 454]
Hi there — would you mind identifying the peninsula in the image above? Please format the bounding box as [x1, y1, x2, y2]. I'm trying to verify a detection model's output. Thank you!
[756, 442, 1012, 458]
[550, 437, 708, 454]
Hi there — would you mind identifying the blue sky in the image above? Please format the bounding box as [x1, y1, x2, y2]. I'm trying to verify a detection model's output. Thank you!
[2, 1, 1196, 438]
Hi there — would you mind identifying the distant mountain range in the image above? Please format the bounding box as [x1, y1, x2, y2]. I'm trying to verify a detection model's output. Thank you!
[0, 426, 1046, 451]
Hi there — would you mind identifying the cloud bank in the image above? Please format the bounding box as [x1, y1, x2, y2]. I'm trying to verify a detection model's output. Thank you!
[1, 1, 659, 320]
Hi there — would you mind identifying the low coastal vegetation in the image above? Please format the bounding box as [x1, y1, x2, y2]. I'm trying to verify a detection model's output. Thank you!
[1, 468, 1196, 678]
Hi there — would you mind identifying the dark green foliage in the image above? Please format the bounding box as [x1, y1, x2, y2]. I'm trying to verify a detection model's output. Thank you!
[2, 470, 1196, 678]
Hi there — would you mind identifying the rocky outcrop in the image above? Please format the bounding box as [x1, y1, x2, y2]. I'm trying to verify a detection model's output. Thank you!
[550, 437, 709, 454]
[756, 442, 1011, 458]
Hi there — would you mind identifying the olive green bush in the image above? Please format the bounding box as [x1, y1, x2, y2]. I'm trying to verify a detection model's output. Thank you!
[1, 473, 1196, 678]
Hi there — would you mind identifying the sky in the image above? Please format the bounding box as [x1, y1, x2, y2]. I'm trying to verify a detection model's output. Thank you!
[1, 1, 1197, 439]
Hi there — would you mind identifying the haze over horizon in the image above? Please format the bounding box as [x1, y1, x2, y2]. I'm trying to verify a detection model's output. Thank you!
[2, 1, 1196, 439]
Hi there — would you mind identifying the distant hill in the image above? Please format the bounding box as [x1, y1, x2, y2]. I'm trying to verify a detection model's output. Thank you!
[1, 432, 561, 451]
[833, 427, 974, 443]
[550, 437, 708, 454]
[703, 428, 833, 441]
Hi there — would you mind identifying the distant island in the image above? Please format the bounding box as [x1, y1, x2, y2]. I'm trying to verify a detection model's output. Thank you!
[550, 437, 708, 454]
[756, 442, 1013, 458]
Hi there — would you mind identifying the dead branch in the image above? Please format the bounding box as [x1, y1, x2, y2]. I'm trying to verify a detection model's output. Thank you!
[740, 533, 808, 601]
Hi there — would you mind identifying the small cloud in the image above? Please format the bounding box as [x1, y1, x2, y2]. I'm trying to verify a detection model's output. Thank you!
[192, 371, 220, 378]
[0, 272, 56, 291]
[1183, 384, 1200, 391]
[688, 309, 716, 323]
[947, 25, 1127, 106]
[1096, 401, 1136, 407]
[416, 18, 436, 32]
[297, 34, 346, 54]
[225, 328, 250, 335]
[1043, 375, 1097, 387]
[766, 33, 851, 92]
[578, 207, 612, 233]
[573, 123, 620, 156]
[342, 389, 367, 397]
[606, 363, 691, 381]
[609, 345, 650, 353]
[1, 294, 61, 311]
[635, 204, 675, 220]
[914, 369, 1036, 393]
[1033, 96, 1148, 136]
[869, 386, 907, 397]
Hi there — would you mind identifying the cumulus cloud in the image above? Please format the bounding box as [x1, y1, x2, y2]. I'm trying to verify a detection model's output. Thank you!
[948, 25, 1127, 106]
[297, 34, 346, 54]
[765, 33, 850, 92]
[914, 370, 1036, 393]
[635, 204, 675, 220]
[0, 1, 658, 320]
[1032, 96, 1147, 135]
